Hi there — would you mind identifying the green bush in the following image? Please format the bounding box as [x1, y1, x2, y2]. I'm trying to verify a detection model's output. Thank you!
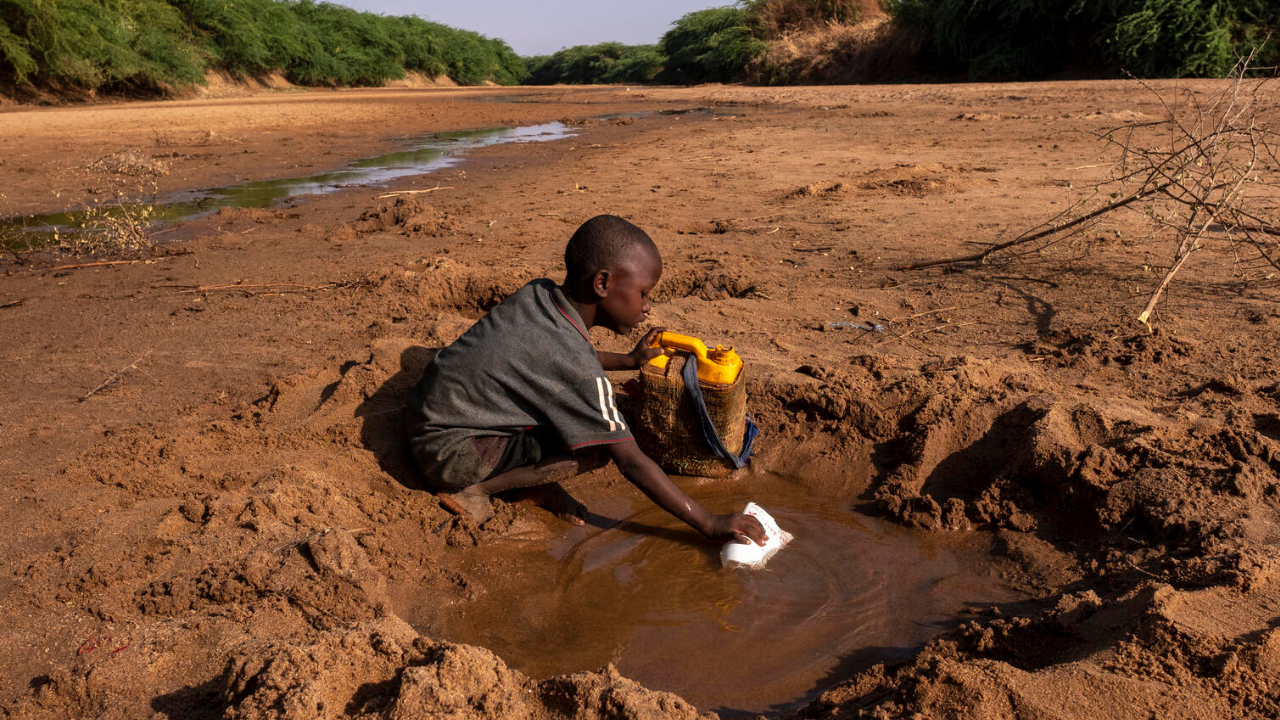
[0, 0, 525, 95]
[524, 42, 664, 84]
[0, 16, 36, 84]
[387, 16, 447, 78]
[1103, 0, 1240, 77]
[885, 0, 1280, 79]
[659, 6, 766, 83]
[435, 25, 527, 85]
[0, 0, 206, 91]
[285, 1, 401, 85]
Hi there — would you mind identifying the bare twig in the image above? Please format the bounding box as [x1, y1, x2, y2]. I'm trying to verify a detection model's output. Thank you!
[1, 299, 24, 309]
[184, 282, 331, 293]
[903, 179, 1175, 270]
[883, 321, 978, 343]
[152, 279, 355, 295]
[888, 306, 959, 323]
[1139, 153, 1255, 326]
[876, 322, 978, 355]
[48, 259, 143, 272]
[80, 350, 153, 402]
[378, 183, 453, 199]
[905, 52, 1280, 325]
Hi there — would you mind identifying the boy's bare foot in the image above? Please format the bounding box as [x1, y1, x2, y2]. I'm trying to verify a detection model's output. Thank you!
[437, 487, 493, 523]
[524, 483, 587, 525]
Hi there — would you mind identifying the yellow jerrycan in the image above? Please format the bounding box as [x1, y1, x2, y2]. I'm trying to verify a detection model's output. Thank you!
[632, 332, 756, 477]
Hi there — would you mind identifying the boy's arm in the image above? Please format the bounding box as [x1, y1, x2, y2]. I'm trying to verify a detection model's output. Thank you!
[606, 439, 767, 545]
[596, 327, 665, 371]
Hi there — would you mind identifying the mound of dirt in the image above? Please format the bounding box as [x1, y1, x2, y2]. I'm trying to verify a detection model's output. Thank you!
[799, 582, 1280, 719]
[856, 163, 965, 197]
[954, 111, 1047, 121]
[347, 197, 460, 237]
[788, 181, 847, 199]
[221, 617, 712, 720]
[756, 352, 1280, 592]
[669, 218, 737, 235]
[653, 266, 764, 302]
[216, 206, 302, 225]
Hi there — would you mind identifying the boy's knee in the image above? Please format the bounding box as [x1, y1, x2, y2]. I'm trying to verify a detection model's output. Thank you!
[573, 446, 611, 472]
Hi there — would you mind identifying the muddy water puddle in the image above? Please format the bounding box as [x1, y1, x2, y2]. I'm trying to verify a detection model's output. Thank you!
[3, 122, 575, 243]
[408, 474, 1028, 717]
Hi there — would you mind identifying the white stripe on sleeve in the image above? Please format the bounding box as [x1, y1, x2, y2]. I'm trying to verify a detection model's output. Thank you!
[604, 378, 624, 429]
[595, 377, 617, 431]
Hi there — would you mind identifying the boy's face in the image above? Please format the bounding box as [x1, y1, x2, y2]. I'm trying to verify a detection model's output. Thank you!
[595, 248, 662, 333]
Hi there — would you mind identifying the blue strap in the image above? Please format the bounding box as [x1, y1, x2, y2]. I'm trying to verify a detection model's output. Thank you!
[682, 354, 758, 469]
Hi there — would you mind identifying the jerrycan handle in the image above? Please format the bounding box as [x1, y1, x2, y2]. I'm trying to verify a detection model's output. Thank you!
[650, 332, 742, 385]
[651, 332, 710, 358]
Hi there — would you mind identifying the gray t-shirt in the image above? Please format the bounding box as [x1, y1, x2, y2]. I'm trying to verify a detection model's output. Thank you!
[406, 279, 632, 451]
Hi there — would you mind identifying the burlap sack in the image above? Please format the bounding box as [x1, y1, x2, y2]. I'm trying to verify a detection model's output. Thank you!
[633, 353, 747, 478]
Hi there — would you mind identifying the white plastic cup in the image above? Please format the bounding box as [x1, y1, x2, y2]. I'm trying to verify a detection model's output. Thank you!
[720, 502, 793, 569]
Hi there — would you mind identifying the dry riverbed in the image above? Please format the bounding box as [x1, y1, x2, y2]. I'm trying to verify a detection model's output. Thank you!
[2, 82, 1279, 719]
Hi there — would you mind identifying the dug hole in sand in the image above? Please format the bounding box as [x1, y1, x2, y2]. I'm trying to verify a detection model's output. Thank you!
[18, 268, 1266, 719]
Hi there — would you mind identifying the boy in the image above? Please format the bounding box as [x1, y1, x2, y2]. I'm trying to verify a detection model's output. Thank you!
[405, 214, 767, 547]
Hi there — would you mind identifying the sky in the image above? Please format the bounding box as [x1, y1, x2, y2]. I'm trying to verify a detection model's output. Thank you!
[332, 1, 729, 57]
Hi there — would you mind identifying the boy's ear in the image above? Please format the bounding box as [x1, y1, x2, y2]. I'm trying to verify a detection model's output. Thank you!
[591, 269, 610, 299]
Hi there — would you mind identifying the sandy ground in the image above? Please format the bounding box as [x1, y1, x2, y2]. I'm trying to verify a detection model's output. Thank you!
[1, 82, 1279, 719]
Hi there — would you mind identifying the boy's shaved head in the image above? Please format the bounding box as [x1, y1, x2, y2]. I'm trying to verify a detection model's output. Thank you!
[564, 215, 659, 284]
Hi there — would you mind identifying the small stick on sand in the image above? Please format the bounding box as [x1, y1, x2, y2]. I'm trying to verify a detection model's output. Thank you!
[150, 281, 336, 294]
[184, 282, 332, 293]
[378, 183, 453, 199]
[0, 299, 23, 309]
[48, 259, 141, 272]
[888, 306, 959, 323]
[1126, 558, 1160, 579]
[80, 350, 153, 402]
[879, 321, 977, 345]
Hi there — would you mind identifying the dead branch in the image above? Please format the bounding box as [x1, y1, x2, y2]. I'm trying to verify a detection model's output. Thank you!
[903, 180, 1175, 270]
[80, 350, 153, 402]
[0, 299, 24, 309]
[904, 52, 1280, 325]
[1139, 146, 1257, 326]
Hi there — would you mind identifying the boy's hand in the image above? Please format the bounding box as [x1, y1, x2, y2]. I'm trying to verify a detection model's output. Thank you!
[608, 440, 768, 547]
[595, 328, 667, 372]
[626, 327, 666, 370]
[709, 513, 768, 546]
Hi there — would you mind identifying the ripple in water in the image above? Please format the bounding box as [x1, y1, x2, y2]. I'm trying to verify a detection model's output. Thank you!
[416, 475, 1025, 717]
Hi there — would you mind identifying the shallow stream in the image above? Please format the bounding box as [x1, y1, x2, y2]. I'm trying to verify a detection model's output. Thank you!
[3, 121, 576, 240]
[409, 474, 1028, 717]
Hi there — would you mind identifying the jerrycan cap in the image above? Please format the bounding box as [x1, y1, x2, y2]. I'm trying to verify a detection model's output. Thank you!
[708, 345, 737, 364]
[647, 332, 743, 385]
